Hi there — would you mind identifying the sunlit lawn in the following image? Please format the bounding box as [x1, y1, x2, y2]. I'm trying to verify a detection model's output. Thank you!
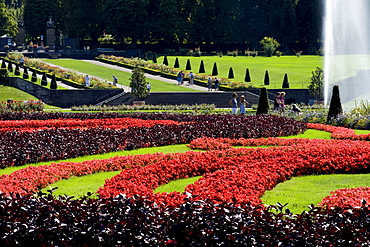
[159, 55, 323, 89]
[43, 59, 200, 92]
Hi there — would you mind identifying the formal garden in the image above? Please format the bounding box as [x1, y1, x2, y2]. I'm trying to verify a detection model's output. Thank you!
[0, 105, 368, 245]
[1, 47, 370, 245]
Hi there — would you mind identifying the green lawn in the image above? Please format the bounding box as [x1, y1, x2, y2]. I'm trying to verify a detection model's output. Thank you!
[158, 55, 324, 89]
[0, 83, 61, 109]
[261, 174, 370, 213]
[43, 59, 200, 92]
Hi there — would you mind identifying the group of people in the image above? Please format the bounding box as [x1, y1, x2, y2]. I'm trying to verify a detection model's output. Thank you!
[229, 92, 249, 115]
[273, 92, 301, 115]
[273, 92, 286, 114]
[177, 71, 196, 86]
[207, 77, 220, 91]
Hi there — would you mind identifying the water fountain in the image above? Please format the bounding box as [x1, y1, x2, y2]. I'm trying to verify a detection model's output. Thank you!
[324, 0, 370, 109]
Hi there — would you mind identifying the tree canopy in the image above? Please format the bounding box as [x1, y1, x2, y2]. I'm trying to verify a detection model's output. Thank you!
[7, 0, 324, 52]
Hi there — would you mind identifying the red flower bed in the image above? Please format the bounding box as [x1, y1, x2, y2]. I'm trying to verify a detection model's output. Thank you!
[98, 138, 370, 208]
[0, 153, 167, 195]
[308, 123, 370, 140]
[0, 114, 307, 168]
[0, 117, 180, 132]
[2, 132, 370, 209]
[320, 187, 370, 208]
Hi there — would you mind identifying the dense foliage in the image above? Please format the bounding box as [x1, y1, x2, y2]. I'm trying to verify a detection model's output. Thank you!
[0, 193, 369, 246]
[5, 0, 324, 53]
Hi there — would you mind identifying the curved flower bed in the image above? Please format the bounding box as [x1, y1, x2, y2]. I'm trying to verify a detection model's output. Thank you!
[0, 117, 181, 132]
[308, 123, 370, 140]
[99, 138, 370, 208]
[1, 113, 370, 245]
[1, 137, 370, 210]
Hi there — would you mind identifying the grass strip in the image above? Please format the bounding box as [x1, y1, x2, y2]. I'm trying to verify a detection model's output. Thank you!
[43, 59, 200, 92]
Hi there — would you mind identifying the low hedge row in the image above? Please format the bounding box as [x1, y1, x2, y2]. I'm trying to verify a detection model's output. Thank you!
[0, 193, 369, 246]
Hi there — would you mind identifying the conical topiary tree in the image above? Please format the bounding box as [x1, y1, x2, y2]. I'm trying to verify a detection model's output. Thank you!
[152, 52, 157, 63]
[1, 59, 6, 68]
[7, 61, 13, 72]
[256, 87, 270, 115]
[41, 72, 48, 86]
[163, 55, 169, 66]
[228, 67, 234, 79]
[327, 85, 343, 122]
[212, 62, 218, 76]
[186, 59, 191, 70]
[174, 57, 180, 68]
[130, 67, 148, 100]
[23, 67, 29, 79]
[245, 68, 251, 82]
[264, 70, 270, 85]
[50, 74, 57, 89]
[31, 69, 37, 82]
[282, 73, 289, 88]
[14, 64, 20, 76]
[199, 60, 205, 73]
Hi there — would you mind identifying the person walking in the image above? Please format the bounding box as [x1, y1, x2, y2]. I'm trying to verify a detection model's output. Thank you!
[214, 77, 219, 91]
[207, 76, 213, 91]
[239, 95, 249, 115]
[19, 57, 25, 68]
[112, 75, 118, 87]
[189, 71, 194, 85]
[229, 92, 238, 114]
[277, 92, 286, 115]
[177, 71, 184, 85]
[147, 82, 151, 94]
[84, 75, 90, 87]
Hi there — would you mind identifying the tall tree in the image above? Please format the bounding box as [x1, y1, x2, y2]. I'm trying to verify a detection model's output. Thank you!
[239, 0, 269, 47]
[104, 0, 151, 43]
[23, 0, 58, 40]
[296, 0, 324, 54]
[155, 0, 191, 44]
[266, 0, 298, 53]
[0, 0, 18, 36]
[58, 0, 106, 48]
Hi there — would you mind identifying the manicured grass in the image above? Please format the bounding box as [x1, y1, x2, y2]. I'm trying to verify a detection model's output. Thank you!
[0, 83, 61, 109]
[43, 59, 200, 92]
[40, 171, 121, 199]
[280, 129, 332, 139]
[160, 55, 324, 89]
[154, 176, 202, 194]
[261, 174, 370, 214]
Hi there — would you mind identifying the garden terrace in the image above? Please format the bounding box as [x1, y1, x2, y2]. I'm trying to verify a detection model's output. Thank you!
[1, 112, 370, 245]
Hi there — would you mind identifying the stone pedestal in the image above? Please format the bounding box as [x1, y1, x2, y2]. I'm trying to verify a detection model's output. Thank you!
[16, 27, 26, 46]
[46, 28, 55, 47]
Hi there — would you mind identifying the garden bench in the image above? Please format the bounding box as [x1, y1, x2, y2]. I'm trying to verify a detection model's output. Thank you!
[49, 53, 61, 59]
[97, 48, 115, 53]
